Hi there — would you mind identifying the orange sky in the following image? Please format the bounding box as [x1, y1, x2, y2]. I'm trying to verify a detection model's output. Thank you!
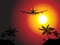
[11, 0, 60, 45]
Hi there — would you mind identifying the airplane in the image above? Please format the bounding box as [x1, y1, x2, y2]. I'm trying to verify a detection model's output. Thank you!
[22, 7, 48, 15]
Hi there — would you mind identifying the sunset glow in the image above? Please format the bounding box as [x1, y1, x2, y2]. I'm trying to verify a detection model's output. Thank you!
[38, 14, 48, 24]
[12, 0, 59, 45]
[27, 4, 58, 35]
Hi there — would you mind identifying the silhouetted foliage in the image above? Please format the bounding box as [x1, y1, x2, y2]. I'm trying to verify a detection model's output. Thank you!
[5, 27, 18, 37]
[39, 24, 60, 45]
[0, 27, 18, 40]
[0, 27, 18, 45]
[53, 31, 60, 39]
[43, 38, 46, 41]
[39, 24, 54, 38]
[1, 32, 6, 39]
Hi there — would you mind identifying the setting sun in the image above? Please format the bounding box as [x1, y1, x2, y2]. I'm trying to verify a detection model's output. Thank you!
[27, 4, 58, 35]
[38, 14, 48, 24]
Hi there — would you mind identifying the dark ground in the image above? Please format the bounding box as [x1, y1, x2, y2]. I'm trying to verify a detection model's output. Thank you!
[43, 38, 60, 45]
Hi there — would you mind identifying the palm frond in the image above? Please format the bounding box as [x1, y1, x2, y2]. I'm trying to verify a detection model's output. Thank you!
[39, 28, 43, 30]
[42, 26, 45, 29]
[13, 28, 18, 32]
[49, 27, 54, 30]
[8, 27, 12, 30]
[42, 32, 45, 35]
[46, 24, 49, 29]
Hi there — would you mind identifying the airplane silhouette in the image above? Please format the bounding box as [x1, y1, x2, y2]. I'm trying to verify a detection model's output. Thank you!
[22, 7, 48, 15]
[39, 25, 54, 38]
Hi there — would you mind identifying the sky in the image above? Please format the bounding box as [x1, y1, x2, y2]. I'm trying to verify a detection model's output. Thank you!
[1, 0, 59, 45]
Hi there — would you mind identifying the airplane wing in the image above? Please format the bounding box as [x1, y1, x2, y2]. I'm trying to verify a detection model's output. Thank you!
[40, 10, 48, 13]
[34, 12, 40, 14]
[22, 11, 30, 14]
[39, 10, 48, 13]
[19, 10, 31, 14]
[22, 11, 39, 15]
[34, 10, 48, 14]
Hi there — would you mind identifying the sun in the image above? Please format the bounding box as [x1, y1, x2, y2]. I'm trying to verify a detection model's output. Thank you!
[27, 4, 58, 35]
[38, 14, 48, 24]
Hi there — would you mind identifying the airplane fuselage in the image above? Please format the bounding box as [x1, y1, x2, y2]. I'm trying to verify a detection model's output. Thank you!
[31, 10, 35, 14]
[22, 8, 48, 14]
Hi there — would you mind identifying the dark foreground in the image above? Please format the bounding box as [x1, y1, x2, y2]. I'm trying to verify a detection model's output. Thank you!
[0, 39, 15, 45]
[43, 38, 60, 45]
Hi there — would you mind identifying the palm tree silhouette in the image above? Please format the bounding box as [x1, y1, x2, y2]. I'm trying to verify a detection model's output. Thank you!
[39, 24, 54, 38]
[4, 27, 18, 40]
[0, 32, 6, 39]
[53, 31, 59, 39]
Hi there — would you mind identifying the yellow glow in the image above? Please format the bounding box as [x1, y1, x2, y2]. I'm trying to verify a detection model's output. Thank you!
[38, 14, 48, 24]
[27, 4, 58, 35]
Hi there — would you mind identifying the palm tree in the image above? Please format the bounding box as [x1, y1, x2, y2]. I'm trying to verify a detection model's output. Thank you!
[39, 24, 54, 38]
[4, 27, 18, 40]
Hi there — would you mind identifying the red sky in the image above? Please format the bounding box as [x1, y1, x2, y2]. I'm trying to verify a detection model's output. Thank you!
[11, 0, 60, 45]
